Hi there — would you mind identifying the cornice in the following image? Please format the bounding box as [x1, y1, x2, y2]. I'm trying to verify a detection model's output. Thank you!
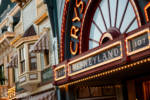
[13, 35, 39, 48]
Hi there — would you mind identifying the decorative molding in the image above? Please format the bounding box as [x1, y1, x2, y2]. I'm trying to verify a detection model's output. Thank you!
[34, 12, 48, 25]
[144, 2, 150, 22]
[10, 34, 22, 46]
[0, 32, 15, 46]
[13, 35, 39, 48]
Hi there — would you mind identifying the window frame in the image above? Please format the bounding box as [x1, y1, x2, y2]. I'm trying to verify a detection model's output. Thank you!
[19, 46, 25, 74]
[28, 44, 37, 71]
[0, 65, 5, 85]
[44, 50, 50, 67]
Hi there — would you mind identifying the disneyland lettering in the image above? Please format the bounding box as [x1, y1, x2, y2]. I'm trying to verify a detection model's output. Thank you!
[70, 45, 121, 73]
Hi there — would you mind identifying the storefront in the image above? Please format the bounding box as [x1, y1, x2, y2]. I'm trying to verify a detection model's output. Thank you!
[53, 0, 150, 100]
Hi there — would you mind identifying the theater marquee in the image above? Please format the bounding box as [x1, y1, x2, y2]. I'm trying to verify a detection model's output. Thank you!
[55, 0, 150, 85]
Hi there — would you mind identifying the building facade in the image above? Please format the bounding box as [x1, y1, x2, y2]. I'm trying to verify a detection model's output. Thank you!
[0, 0, 58, 100]
[0, 0, 20, 99]
[53, 0, 150, 100]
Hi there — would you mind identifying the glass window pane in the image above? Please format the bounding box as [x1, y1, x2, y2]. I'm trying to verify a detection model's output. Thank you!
[30, 58, 37, 71]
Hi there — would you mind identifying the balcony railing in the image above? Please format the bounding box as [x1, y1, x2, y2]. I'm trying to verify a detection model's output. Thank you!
[0, 85, 8, 98]
[18, 71, 41, 91]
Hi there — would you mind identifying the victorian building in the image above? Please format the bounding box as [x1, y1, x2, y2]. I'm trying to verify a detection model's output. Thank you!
[0, 0, 58, 100]
[0, 0, 20, 99]
[53, 0, 150, 100]
[9, 0, 59, 99]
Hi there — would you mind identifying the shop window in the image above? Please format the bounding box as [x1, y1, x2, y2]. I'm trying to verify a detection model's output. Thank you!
[20, 47, 25, 73]
[78, 87, 90, 98]
[44, 50, 49, 66]
[0, 65, 5, 85]
[29, 44, 37, 71]
[90, 87, 102, 97]
[77, 86, 116, 99]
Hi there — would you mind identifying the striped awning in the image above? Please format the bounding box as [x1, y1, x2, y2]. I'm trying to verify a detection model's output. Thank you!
[30, 32, 49, 53]
[7, 54, 18, 68]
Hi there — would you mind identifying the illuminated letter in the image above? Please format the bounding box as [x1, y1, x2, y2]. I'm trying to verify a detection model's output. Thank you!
[76, 0, 85, 13]
[72, 7, 80, 22]
[70, 26, 79, 39]
[70, 41, 78, 55]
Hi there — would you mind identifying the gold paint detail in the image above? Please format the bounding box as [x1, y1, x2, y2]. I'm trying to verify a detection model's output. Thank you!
[8, 87, 16, 99]
[144, 2, 150, 22]
[34, 12, 48, 25]
[10, 34, 22, 45]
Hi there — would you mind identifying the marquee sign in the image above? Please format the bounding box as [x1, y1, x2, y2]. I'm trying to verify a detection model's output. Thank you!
[68, 41, 122, 76]
[56, 0, 150, 84]
[54, 65, 66, 81]
[126, 28, 150, 55]
[54, 27, 150, 83]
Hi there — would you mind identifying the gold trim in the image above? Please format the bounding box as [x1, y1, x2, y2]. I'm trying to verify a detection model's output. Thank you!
[22, 0, 32, 9]
[54, 65, 66, 81]
[0, 32, 15, 44]
[10, 34, 22, 45]
[8, 86, 16, 99]
[144, 2, 150, 22]
[34, 12, 48, 25]
[126, 28, 150, 56]
[68, 41, 122, 76]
